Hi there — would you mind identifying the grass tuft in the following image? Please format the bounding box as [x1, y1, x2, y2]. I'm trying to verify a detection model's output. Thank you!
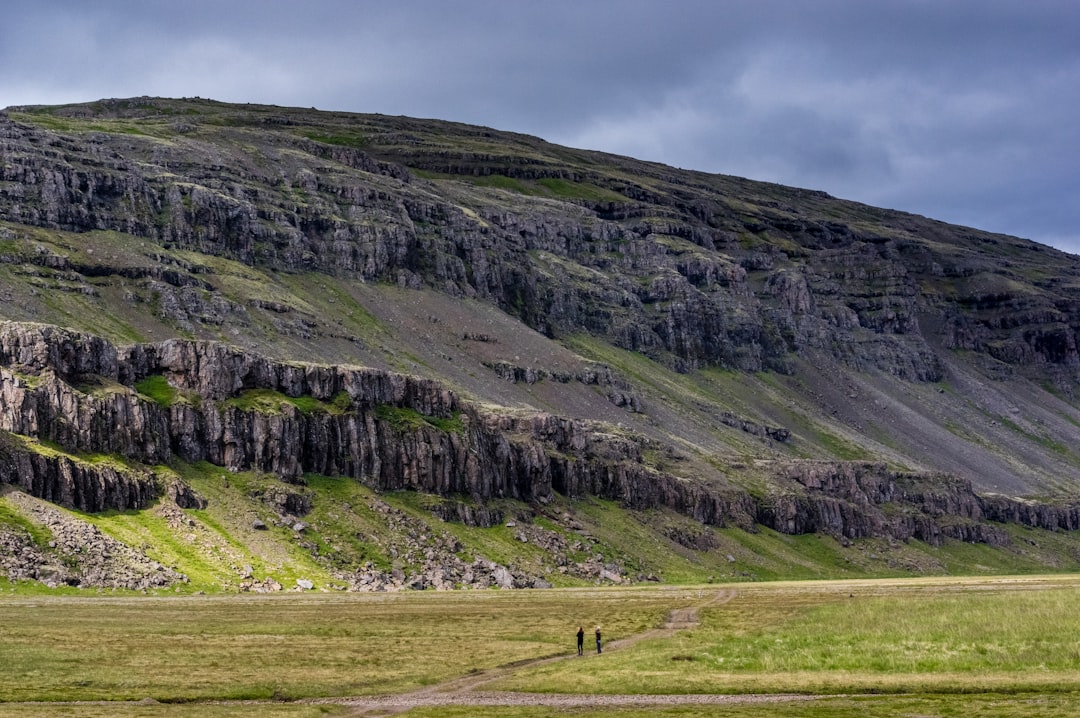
[374, 404, 464, 433]
[135, 374, 177, 407]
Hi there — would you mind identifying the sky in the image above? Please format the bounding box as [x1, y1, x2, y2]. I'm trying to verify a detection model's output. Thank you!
[3, 1, 1079, 253]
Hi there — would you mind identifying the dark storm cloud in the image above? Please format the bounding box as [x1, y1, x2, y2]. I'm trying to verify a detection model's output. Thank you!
[3, 1, 1078, 251]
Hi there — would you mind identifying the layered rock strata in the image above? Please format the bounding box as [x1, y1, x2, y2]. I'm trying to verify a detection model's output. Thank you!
[4, 100, 1079, 383]
[1, 322, 1077, 551]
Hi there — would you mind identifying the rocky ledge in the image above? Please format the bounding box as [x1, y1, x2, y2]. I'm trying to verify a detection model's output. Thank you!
[1, 321, 1078, 565]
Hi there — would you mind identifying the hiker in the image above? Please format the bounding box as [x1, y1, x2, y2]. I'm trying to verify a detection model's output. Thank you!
[595, 625, 602, 654]
[576, 625, 584, 656]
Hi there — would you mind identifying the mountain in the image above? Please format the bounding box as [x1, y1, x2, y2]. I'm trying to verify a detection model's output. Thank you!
[1, 96, 1079, 592]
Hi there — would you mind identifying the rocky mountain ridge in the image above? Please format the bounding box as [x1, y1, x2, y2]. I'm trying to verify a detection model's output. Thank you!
[4, 98, 1079, 382]
[1, 97, 1080, 589]
[2, 323, 1077, 554]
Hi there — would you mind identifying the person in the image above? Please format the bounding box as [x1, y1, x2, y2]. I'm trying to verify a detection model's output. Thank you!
[576, 626, 584, 656]
[595, 625, 602, 654]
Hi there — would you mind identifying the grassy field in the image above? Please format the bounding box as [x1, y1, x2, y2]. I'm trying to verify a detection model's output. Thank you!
[0, 587, 682, 702]
[1, 576, 1079, 716]
[496, 576, 1080, 693]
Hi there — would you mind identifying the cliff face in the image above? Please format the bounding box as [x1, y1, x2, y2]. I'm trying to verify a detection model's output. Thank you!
[3, 98, 1079, 384]
[1, 322, 1076, 550]
[0, 322, 738, 518]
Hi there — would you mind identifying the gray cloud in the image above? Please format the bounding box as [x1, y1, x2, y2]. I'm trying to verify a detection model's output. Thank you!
[3, 0, 1078, 252]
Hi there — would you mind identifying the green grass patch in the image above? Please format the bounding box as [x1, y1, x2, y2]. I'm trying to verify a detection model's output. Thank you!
[135, 374, 177, 407]
[275, 273, 389, 339]
[0, 497, 54, 546]
[396, 695, 1080, 718]
[535, 178, 626, 202]
[384, 491, 576, 579]
[8, 112, 163, 137]
[8, 112, 81, 132]
[6, 434, 142, 473]
[0, 704, 348, 718]
[224, 388, 347, 416]
[82, 504, 217, 591]
[2, 577, 1079, 707]
[1, 368, 42, 389]
[166, 462, 336, 590]
[495, 575, 1080, 697]
[811, 427, 872, 460]
[0, 706, 348, 718]
[330, 391, 352, 413]
[0, 586, 683, 702]
[374, 404, 464, 433]
[469, 174, 535, 193]
[299, 473, 392, 572]
[995, 415, 1079, 463]
[301, 130, 369, 148]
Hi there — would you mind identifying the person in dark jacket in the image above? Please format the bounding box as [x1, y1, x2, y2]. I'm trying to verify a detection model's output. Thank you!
[576, 625, 584, 655]
[595, 626, 602, 654]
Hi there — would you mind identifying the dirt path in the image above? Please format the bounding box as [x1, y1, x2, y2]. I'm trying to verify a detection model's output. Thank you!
[377, 588, 736, 702]
[327, 690, 819, 713]
[290, 588, 817, 715]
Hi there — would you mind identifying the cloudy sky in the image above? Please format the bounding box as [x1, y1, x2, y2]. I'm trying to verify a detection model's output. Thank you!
[4, 1, 1079, 252]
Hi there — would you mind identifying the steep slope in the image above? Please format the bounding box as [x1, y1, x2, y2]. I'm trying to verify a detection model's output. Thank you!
[1, 97, 1079, 589]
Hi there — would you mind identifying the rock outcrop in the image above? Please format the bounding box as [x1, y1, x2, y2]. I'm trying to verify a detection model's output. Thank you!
[4, 99, 1080, 383]
[1, 321, 1077, 557]
[0, 436, 156, 513]
[759, 462, 1010, 546]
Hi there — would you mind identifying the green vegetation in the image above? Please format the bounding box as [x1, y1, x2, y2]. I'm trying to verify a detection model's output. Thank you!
[806, 426, 872, 461]
[397, 695, 1080, 718]
[0, 576, 1078, 715]
[84, 503, 241, 591]
[427, 413, 465, 433]
[374, 404, 464, 433]
[0, 586, 678, 702]
[494, 576, 1080, 697]
[535, 177, 626, 202]
[469, 174, 535, 193]
[299, 473, 392, 572]
[224, 389, 349, 416]
[154, 462, 337, 590]
[994, 415, 1080, 465]
[0, 707, 346, 718]
[134, 374, 177, 407]
[0, 499, 53, 546]
[8, 452, 1079, 600]
[5, 433, 143, 474]
[7, 112, 170, 138]
[301, 130, 369, 148]
[4, 103, 1080, 718]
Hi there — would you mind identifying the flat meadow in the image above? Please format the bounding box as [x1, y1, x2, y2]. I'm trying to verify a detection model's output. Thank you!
[1, 575, 1079, 717]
